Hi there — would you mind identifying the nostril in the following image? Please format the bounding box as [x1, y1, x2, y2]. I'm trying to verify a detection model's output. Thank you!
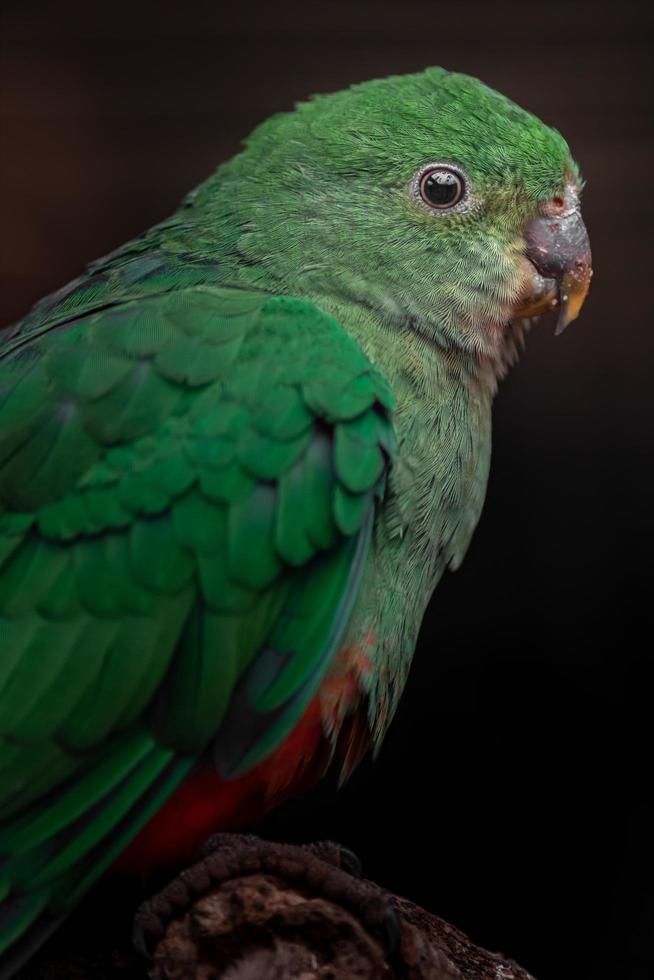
[552, 195, 565, 209]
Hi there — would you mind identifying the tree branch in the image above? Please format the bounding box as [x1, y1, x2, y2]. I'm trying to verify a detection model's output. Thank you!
[135, 835, 535, 980]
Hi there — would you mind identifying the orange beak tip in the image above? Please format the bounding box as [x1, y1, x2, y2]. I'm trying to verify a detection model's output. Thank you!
[554, 266, 592, 336]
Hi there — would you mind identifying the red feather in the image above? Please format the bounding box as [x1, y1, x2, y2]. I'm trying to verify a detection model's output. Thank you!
[114, 697, 328, 879]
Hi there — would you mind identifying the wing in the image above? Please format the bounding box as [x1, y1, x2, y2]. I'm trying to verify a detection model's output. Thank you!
[0, 285, 396, 970]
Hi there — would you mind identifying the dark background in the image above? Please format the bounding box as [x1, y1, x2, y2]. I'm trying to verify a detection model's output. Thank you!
[1, 2, 652, 978]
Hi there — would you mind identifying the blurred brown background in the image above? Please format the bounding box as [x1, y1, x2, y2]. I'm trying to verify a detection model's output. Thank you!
[1, 2, 653, 978]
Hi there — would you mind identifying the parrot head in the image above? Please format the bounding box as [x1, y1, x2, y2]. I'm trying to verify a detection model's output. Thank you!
[191, 67, 592, 361]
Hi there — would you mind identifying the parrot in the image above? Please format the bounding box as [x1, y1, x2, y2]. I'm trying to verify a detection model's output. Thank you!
[0, 66, 592, 974]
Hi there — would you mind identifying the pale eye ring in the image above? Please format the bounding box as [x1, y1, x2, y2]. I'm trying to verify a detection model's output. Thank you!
[417, 165, 466, 210]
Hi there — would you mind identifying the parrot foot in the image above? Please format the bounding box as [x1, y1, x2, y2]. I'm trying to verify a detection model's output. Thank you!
[199, 831, 363, 877]
[134, 833, 401, 969]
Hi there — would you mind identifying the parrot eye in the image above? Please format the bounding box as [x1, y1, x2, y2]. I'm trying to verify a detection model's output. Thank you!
[417, 166, 466, 210]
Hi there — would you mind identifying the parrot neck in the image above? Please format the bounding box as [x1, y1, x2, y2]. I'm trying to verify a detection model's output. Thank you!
[301, 291, 502, 398]
[298, 293, 496, 745]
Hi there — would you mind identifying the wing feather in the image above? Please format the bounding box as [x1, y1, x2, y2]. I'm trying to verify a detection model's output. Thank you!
[0, 282, 396, 969]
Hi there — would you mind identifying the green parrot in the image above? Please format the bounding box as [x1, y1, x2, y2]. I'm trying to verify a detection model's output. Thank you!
[0, 66, 591, 974]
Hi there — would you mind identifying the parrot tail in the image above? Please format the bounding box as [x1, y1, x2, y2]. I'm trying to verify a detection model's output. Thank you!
[0, 728, 193, 978]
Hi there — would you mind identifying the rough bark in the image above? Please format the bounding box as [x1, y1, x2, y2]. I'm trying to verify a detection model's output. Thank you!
[134, 835, 536, 980]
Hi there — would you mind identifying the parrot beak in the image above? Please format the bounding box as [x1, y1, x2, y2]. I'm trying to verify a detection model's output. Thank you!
[514, 198, 592, 335]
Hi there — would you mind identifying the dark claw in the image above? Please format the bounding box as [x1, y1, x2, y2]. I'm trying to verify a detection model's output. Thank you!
[338, 845, 363, 878]
[379, 901, 402, 958]
[131, 917, 150, 961]
[302, 839, 364, 877]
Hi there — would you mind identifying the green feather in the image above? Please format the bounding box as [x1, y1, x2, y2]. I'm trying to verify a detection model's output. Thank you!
[0, 406, 100, 511]
[0, 540, 67, 617]
[129, 515, 195, 593]
[38, 491, 103, 540]
[154, 336, 228, 386]
[227, 484, 282, 590]
[35, 568, 81, 619]
[171, 490, 227, 554]
[45, 342, 133, 402]
[237, 428, 312, 481]
[334, 424, 385, 493]
[301, 431, 338, 551]
[333, 483, 372, 536]
[0, 618, 88, 738]
[81, 360, 181, 444]
[199, 461, 257, 503]
[275, 456, 316, 566]
[252, 386, 313, 440]
[2, 731, 156, 859]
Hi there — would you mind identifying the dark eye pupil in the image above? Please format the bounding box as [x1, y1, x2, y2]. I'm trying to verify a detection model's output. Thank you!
[421, 169, 463, 208]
